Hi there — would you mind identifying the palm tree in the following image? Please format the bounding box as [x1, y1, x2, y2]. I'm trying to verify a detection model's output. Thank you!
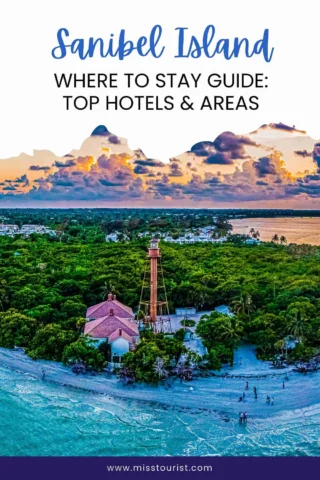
[249, 228, 256, 237]
[280, 236, 287, 244]
[232, 293, 255, 318]
[101, 281, 115, 300]
[272, 234, 279, 243]
[286, 310, 311, 343]
[219, 324, 241, 344]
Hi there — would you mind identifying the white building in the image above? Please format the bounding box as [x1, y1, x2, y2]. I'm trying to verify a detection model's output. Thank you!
[164, 232, 227, 245]
[215, 305, 234, 317]
[0, 224, 56, 237]
[197, 233, 211, 242]
[175, 307, 197, 315]
[19, 225, 56, 236]
[106, 232, 120, 242]
[108, 329, 135, 363]
[163, 235, 174, 242]
[0, 224, 19, 235]
[212, 237, 228, 243]
[20, 225, 43, 234]
[137, 231, 150, 238]
[84, 295, 139, 365]
[105, 231, 129, 242]
[245, 238, 261, 245]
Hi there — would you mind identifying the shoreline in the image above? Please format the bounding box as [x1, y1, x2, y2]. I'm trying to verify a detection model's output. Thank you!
[1, 347, 319, 419]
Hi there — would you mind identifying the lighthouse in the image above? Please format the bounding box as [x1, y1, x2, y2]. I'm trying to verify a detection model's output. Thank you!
[148, 238, 160, 323]
[139, 238, 171, 332]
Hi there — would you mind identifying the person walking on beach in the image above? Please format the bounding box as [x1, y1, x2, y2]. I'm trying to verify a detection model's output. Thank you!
[282, 381, 285, 389]
[253, 386, 257, 399]
[271, 397, 274, 406]
[41, 368, 46, 380]
[239, 412, 247, 424]
[266, 395, 270, 404]
[245, 381, 249, 390]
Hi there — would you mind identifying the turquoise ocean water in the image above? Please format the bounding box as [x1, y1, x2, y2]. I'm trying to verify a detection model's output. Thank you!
[1, 365, 320, 456]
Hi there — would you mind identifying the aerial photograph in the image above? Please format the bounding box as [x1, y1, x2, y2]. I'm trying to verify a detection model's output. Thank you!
[0, 122, 320, 456]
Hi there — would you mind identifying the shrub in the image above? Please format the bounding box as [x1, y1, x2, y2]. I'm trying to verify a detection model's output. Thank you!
[0, 309, 37, 349]
[27, 324, 78, 361]
[62, 337, 106, 371]
[181, 319, 196, 327]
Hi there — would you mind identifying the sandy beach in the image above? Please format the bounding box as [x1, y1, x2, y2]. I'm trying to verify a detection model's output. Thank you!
[1, 346, 319, 418]
[1, 345, 320, 456]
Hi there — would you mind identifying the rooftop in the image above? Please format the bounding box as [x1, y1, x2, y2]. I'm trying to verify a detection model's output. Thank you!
[108, 328, 135, 344]
[86, 294, 134, 320]
[84, 313, 139, 339]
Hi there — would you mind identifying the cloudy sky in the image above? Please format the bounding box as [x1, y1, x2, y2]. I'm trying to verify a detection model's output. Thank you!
[0, 122, 319, 208]
[1, 0, 319, 210]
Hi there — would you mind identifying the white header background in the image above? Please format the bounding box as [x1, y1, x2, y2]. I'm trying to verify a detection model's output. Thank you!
[0, 0, 318, 161]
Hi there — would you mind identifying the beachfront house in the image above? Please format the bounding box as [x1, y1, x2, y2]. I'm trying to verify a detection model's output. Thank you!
[84, 294, 139, 365]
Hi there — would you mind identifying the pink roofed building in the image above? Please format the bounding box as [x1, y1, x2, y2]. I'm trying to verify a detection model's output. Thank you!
[84, 294, 138, 365]
[86, 293, 134, 321]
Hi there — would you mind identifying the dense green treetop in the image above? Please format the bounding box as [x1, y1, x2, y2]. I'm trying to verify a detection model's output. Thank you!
[0, 231, 319, 368]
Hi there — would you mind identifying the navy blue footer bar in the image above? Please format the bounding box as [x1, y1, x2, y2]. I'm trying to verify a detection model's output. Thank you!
[0, 457, 319, 480]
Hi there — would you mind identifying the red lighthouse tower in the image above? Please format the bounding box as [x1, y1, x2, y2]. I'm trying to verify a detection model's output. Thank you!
[139, 239, 171, 332]
[149, 238, 160, 323]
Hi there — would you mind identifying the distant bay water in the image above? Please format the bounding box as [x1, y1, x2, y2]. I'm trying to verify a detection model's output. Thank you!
[231, 217, 320, 246]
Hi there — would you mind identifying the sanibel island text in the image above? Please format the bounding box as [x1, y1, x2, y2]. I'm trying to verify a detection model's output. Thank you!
[52, 25, 274, 62]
